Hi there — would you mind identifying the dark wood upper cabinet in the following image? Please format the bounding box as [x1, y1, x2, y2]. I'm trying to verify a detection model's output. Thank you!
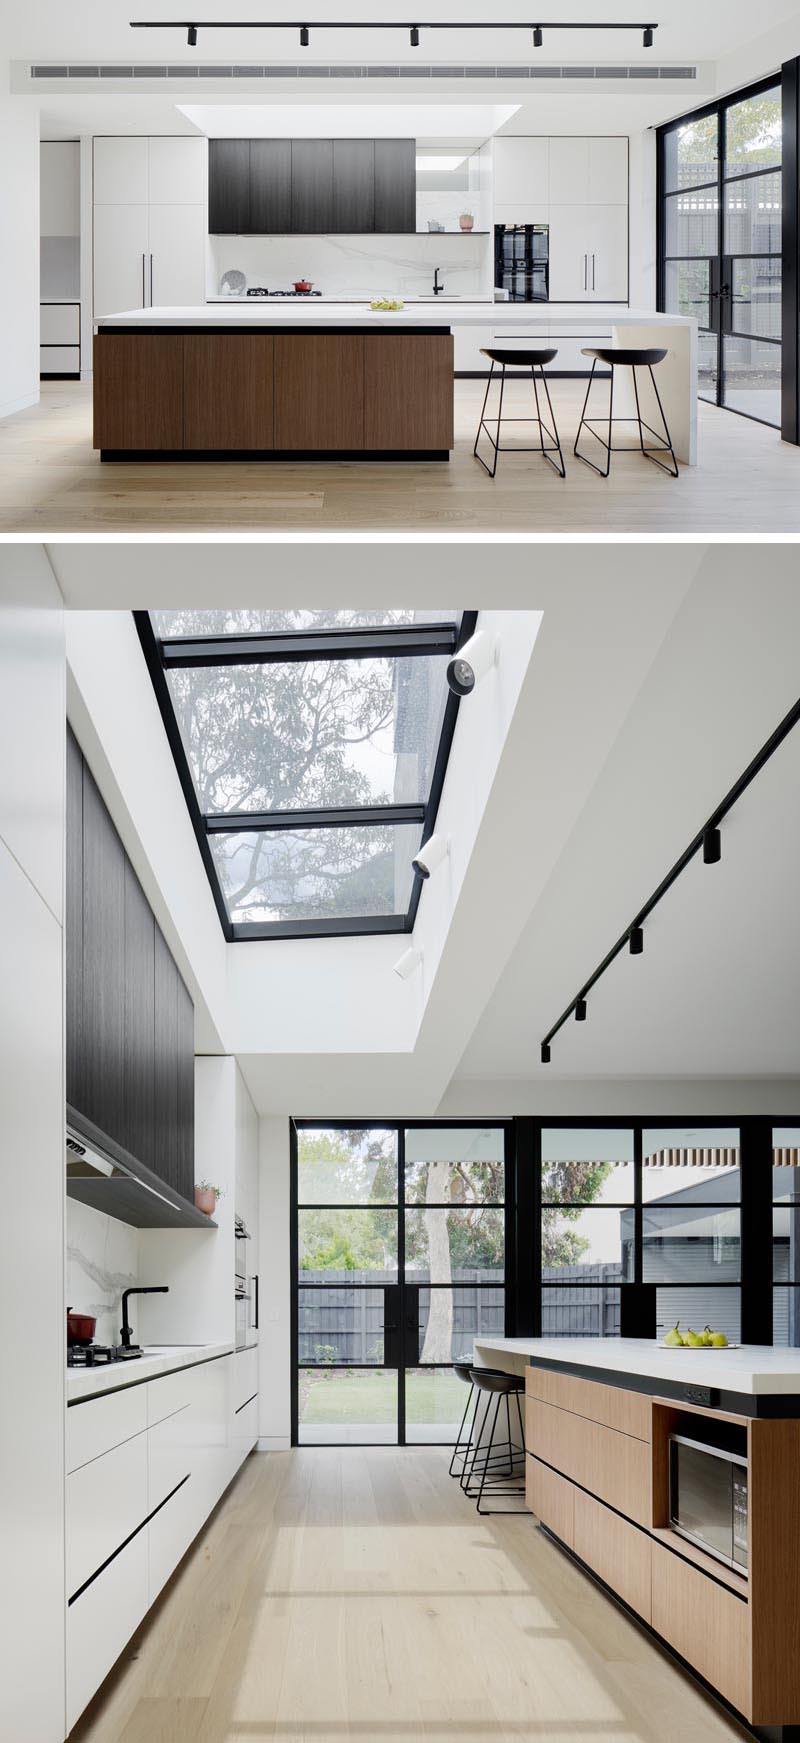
[154, 924, 179, 1192]
[81, 764, 126, 1148]
[332, 139, 375, 234]
[66, 727, 84, 1115]
[250, 138, 292, 234]
[374, 139, 417, 234]
[123, 859, 155, 1173]
[291, 138, 333, 234]
[208, 137, 251, 233]
[208, 136, 416, 234]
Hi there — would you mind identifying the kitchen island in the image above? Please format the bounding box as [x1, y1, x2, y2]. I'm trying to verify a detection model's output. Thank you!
[474, 1336, 800, 1738]
[93, 301, 697, 464]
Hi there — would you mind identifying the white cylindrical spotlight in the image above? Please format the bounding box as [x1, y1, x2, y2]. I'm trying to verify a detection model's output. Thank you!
[393, 946, 423, 981]
[411, 833, 450, 880]
[446, 629, 499, 697]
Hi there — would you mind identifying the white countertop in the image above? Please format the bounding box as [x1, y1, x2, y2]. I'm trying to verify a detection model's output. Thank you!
[473, 1336, 800, 1396]
[67, 1340, 234, 1402]
[96, 301, 694, 331]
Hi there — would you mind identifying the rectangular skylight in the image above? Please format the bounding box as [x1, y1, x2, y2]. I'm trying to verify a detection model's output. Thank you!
[136, 610, 473, 941]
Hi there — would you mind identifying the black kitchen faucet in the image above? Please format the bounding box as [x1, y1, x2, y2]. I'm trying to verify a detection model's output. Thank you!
[120, 1285, 169, 1348]
[433, 266, 444, 296]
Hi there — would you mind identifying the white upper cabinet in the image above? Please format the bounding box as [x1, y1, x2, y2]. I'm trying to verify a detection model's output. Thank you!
[493, 137, 549, 208]
[548, 136, 628, 206]
[548, 203, 629, 302]
[93, 136, 149, 205]
[148, 204, 208, 305]
[148, 135, 206, 205]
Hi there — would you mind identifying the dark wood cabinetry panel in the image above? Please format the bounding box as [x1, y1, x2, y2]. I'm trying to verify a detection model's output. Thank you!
[93, 336, 184, 451]
[65, 727, 84, 1114]
[81, 764, 126, 1147]
[154, 925, 179, 1191]
[291, 138, 333, 234]
[184, 336, 274, 450]
[274, 334, 364, 449]
[209, 138, 251, 233]
[332, 140, 375, 233]
[123, 860, 155, 1173]
[374, 139, 416, 234]
[364, 335, 454, 450]
[250, 138, 292, 234]
[176, 976, 195, 1205]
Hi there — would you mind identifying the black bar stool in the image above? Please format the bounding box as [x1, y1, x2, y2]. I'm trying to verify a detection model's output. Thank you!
[466, 1368, 527, 1515]
[574, 347, 679, 479]
[474, 348, 566, 479]
[450, 1363, 510, 1488]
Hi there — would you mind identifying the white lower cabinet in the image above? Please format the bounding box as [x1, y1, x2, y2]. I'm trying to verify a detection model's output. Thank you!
[66, 1529, 148, 1734]
[148, 1472, 198, 1603]
[66, 1430, 148, 1599]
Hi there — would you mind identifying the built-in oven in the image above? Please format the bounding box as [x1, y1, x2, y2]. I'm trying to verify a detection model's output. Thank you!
[669, 1433, 748, 1574]
[235, 1214, 250, 1349]
[494, 224, 549, 302]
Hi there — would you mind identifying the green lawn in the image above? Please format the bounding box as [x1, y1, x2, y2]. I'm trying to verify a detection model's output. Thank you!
[300, 1367, 463, 1427]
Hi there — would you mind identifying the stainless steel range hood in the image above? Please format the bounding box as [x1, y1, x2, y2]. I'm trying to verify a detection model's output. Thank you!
[66, 1111, 216, 1231]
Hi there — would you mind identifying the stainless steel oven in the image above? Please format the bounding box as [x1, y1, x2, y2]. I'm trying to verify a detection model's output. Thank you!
[669, 1433, 748, 1574]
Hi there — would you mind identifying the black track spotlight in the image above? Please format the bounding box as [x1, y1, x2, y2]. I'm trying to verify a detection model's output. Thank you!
[300, 24, 309, 44]
[533, 25, 543, 47]
[703, 825, 722, 865]
[187, 23, 197, 45]
[643, 25, 654, 47]
[629, 924, 644, 956]
[575, 996, 587, 1023]
[410, 24, 420, 46]
[541, 1041, 551, 1065]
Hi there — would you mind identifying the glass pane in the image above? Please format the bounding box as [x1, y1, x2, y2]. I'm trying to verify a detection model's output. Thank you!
[730, 257, 782, 340]
[542, 1287, 620, 1338]
[664, 189, 719, 258]
[542, 1206, 627, 1276]
[664, 257, 711, 326]
[664, 115, 719, 193]
[655, 1288, 740, 1345]
[541, 1128, 634, 1205]
[773, 1130, 800, 1199]
[773, 1208, 800, 1283]
[297, 1127, 397, 1205]
[166, 654, 449, 813]
[209, 822, 422, 925]
[642, 1128, 740, 1202]
[722, 334, 781, 426]
[298, 1367, 397, 1444]
[642, 1206, 741, 1283]
[773, 1288, 800, 1347]
[405, 1126, 505, 1204]
[724, 169, 782, 255]
[404, 1207, 504, 1282]
[405, 1367, 467, 1443]
[152, 608, 456, 636]
[298, 1209, 398, 1278]
[298, 1288, 386, 1364]
[724, 85, 782, 177]
[699, 328, 719, 401]
[416, 1286, 505, 1362]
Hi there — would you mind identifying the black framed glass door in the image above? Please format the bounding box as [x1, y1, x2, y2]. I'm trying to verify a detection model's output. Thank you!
[659, 77, 783, 428]
[292, 1122, 510, 1445]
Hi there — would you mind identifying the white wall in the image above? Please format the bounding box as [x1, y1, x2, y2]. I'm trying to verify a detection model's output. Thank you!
[0, 548, 66, 1743]
[0, 101, 40, 418]
[257, 1116, 291, 1450]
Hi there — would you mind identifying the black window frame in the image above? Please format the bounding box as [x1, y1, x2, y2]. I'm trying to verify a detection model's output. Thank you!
[656, 69, 788, 435]
[134, 610, 476, 942]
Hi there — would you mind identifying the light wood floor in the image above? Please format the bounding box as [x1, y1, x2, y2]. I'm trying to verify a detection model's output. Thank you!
[69, 1447, 750, 1743]
[1, 380, 798, 534]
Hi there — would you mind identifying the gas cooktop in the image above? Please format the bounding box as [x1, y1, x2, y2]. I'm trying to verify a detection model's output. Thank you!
[67, 1344, 144, 1367]
[246, 287, 323, 298]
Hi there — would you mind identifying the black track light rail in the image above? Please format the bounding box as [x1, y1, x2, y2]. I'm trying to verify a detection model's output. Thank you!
[540, 691, 800, 1064]
[130, 19, 660, 41]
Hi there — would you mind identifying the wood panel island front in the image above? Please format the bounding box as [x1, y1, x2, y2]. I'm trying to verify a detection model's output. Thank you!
[474, 1337, 800, 1742]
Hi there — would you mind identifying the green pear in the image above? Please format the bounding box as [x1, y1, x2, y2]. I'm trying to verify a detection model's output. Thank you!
[686, 1328, 705, 1348]
[663, 1323, 685, 1348]
[709, 1330, 729, 1347]
[701, 1326, 714, 1347]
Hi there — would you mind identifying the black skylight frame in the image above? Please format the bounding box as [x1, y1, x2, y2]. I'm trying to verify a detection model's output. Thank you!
[134, 610, 477, 942]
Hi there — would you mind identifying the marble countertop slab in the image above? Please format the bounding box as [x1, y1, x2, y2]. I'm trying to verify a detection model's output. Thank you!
[67, 1340, 235, 1402]
[473, 1336, 800, 1395]
[95, 302, 696, 330]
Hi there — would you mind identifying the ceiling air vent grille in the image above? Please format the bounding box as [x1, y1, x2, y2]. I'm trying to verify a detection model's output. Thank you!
[30, 61, 698, 82]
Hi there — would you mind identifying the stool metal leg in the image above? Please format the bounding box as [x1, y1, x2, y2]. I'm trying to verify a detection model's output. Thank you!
[532, 365, 566, 478]
[449, 1380, 477, 1478]
[473, 1390, 527, 1516]
[473, 360, 505, 478]
[574, 359, 613, 478]
[644, 364, 680, 477]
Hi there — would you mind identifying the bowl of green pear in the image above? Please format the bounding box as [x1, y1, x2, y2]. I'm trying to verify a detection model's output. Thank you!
[662, 1322, 730, 1349]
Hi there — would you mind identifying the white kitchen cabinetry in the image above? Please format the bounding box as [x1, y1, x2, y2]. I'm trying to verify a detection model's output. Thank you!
[493, 137, 549, 207]
[67, 1531, 149, 1734]
[491, 136, 629, 307]
[93, 136, 206, 317]
[548, 136, 628, 206]
[548, 203, 628, 302]
[67, 1431, 149, 1599]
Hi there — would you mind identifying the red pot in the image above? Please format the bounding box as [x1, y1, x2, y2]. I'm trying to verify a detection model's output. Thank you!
[67, 1308, 97, 1347]
[293, 279, 313, 293]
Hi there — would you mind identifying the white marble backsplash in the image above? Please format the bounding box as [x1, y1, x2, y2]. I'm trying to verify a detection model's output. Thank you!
[66, 1198, 139, 1348]
[208, 231, 491, 300]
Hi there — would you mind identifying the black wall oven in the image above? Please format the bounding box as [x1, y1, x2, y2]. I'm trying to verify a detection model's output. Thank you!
[495, 224, 549, 302]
